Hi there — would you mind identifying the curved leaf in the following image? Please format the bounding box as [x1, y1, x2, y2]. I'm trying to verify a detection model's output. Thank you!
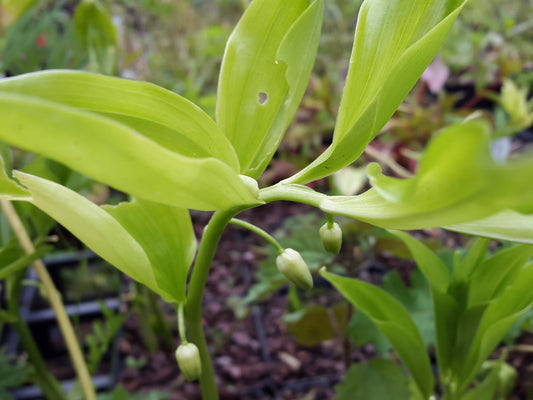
[103, 199, 196, 303]
[13, 171, 159, 295]
[0, 70, 239, 170]
[457, 262, 533, 393]
[320, 269, 434, 399]
[0, 92, 258, 211]
[320, 120, 533, 230]
[445, 210, 533, 244]
[289, 0, 467, 183]
[0, 157, 30, 200]
[216, 0, 324, 178]
[12, 172, 196, 302]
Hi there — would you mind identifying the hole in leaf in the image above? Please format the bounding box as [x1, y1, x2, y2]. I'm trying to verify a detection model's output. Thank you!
[258, 92, 268, 105]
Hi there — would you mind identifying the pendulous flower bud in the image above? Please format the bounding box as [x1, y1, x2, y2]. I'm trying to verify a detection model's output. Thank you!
[276, 248, 313, 290]
[175, 342, 202, 381]
[319, 222, 343, 254]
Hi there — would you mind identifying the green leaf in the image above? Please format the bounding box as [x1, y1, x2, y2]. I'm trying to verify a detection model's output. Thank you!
[389, 231, 450, 293]
[320, 120, 533, 230]
[103, 199, 196, 303]
[334, 359, 411, 400]
[12, 171, 194, 302]
[0, 91, 258, 211]
[0, 156, 30, 200]
[0, 70, 239, 171]
[287, 303, 348, 346]
[0, 348, 28, 388]
[74, 0, 117, 75]
[468, 244, 533, 308]
[457, 262, 533, 393]
[0, 245, 52, 280]
[289, 0, 468, 183]
[320, 269, 434, 399]
[445, 210, 533, 244]
[216, 0, 324, 178]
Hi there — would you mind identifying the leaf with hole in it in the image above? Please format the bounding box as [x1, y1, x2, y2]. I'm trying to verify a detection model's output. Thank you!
[12, 172, 195, 302]
[334, 359, 411, 400]
[290, 0, 467, 183]
[320, 269, 433, 399]
[217, 0, 324, 178]
[320, 120, 533, 231]
[0, 91, 259, 211]
[0, 70, 239, 171]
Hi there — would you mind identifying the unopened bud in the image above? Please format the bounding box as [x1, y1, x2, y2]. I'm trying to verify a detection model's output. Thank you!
[175, 342, 202, 381]
[276, 248, 313, 290]
[319, 222, 342, 254]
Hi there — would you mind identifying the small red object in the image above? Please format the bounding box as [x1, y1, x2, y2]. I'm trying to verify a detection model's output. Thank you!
[36, 35, 47, 48]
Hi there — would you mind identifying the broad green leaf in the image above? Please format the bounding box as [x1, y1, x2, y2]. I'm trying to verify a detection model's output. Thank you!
[320, 120, 533, 230]
[216, 0, 324, 178]
[321, 269, 434, 399]
[0, 70, 239, 170]
[445, 210, 533, 244]
[103, 199, 196, 303]
[11, 171, 195, 302]
[334, 359, 411, 400]
[457, 262, 533, 393]
[460, 363, 501, 400]
[0, 92, 258, 211]
[289, 0, 467, 183]
[468, 245, 533, 308]
[389, 231, 450, 292]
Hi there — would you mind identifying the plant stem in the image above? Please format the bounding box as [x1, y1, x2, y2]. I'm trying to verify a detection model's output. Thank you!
[8, 268, 67, 400]
[230, 218, 284, 254]
[185, 209, 237, 400]
[1, 200, 96, 400]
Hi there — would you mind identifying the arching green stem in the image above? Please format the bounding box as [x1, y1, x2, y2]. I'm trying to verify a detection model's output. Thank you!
[230, 218, 284, 254]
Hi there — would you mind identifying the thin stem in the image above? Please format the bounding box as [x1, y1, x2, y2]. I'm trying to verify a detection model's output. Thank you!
[177, 302, 187, 343]
[185, 209, 238, 400]
[326, 213, 335, 229]
[1, 200, 96, 400]
[259, 183, 327, 207]
[8, 268, 66, 400]
[230, 218, 284, 254]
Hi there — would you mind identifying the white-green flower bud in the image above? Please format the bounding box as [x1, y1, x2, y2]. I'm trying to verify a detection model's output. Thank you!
[175, 342, 202, 381]
[276, 248, 313, 290]
[319, 222, 342, 254]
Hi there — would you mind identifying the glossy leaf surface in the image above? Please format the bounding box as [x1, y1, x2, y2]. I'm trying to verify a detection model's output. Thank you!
[321, 120, 533, 230]
[289, 0, 467, 183]
[321, 269, 434, 399]
[217, 0, 323, 178]
[0, 70, 239, 169]
[0, 92, 258, 211]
